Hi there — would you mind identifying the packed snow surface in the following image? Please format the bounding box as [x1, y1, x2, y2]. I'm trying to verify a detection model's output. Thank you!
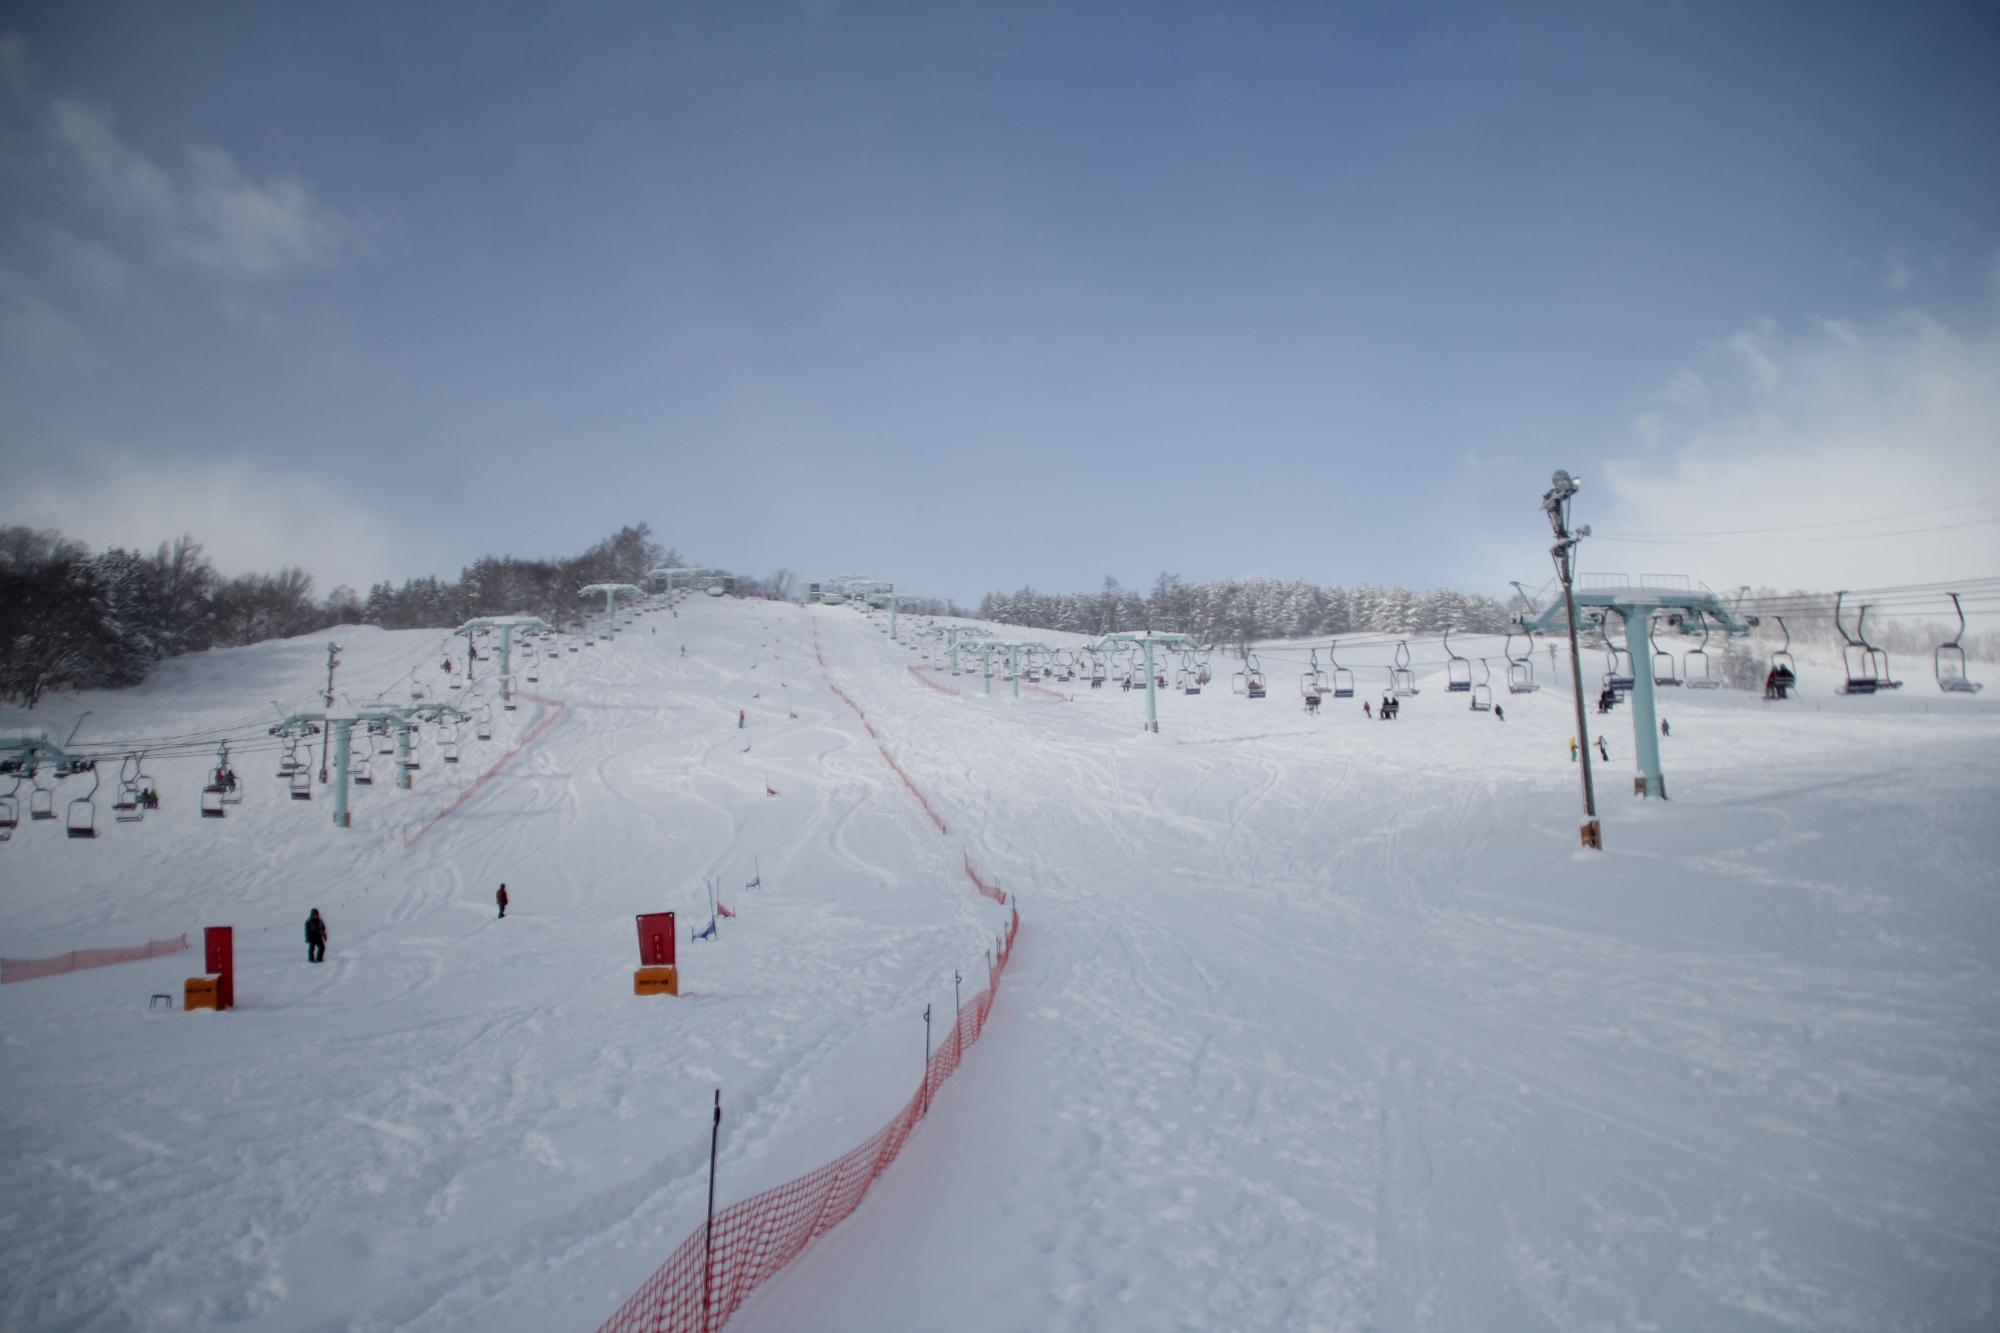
[3, 599, 1997, 1331]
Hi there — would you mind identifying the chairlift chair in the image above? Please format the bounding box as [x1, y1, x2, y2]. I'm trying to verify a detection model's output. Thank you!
[1443, 628, 1472, 692]
[1504, 629, 1539, 694]
[0, 777, 19, 839]
[1652, 617, 1682, 686]
[200, 785, 226, 818]
[290, 747, 315, 800]
[1768, 616, 1798, 696]
[1470, 658, 1493, 712]
[1683, 616, 1721, 689]
[1935, 592, 1982, 693]
[1833, 591, 1878, 695]
[352, 750, 374, 786]
[1327, 641, 1355, 698]
[1301, 649, 1327, 700]
[1390, 641, 1419, 696]
[477, 710, 494, 742]
[1857, 604, 1902, 690]
[1606, 641, 1636, 693]
[66, 764, 100, 839]
[112, 755, 143, 823]
[29, 773, 56, 822]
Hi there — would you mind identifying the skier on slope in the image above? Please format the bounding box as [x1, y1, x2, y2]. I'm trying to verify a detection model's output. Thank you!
[1597, 735, 1610, 762]
[1660, 718, 1670, 737]
[305, 909, 328, 964]
[496, 884, 509, 919]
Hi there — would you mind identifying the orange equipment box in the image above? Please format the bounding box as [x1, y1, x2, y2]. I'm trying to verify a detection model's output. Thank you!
[184, 975, 221, 1010]
[634, 965, 679, 996]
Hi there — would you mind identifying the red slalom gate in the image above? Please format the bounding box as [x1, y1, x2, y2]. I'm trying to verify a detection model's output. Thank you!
[596, 908, 1021, 1333]
[2, 933, 191, 984]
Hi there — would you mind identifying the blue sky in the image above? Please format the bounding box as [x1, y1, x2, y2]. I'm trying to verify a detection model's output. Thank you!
[3, 1, 1996, 606]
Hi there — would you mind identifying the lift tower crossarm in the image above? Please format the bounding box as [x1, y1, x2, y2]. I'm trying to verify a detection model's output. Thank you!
[274, 704, 470, 825]
[966, 640, 1054, 698]
[1091, 631, 1200, 733]
[925, 625, 993, 675]
[1515, 573, 1752, 802]
[578, 583, 646, 640]
[455, 616, 554, 709]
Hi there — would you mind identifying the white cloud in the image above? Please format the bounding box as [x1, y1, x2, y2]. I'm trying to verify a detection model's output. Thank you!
[1592, 304, 2000, 590]
[1884, 249, 1914, 293]
[1651, 368, 1708, 407]
[44, 97, 177, 219]
[0, 264, 93, 370]
[167, 145, 370, 279]
[8, 449, 418, 594]
[34, 87, 374, 282]
[29, 222, 127, 295]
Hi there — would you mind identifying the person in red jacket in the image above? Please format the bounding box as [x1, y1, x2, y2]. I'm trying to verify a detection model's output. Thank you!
[496, 884, 509, 919]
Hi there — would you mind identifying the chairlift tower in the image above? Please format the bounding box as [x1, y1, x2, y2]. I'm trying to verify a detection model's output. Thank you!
[1515, 550, 1754, 804]
[273, 703, 470, 825]
[454, 616, 554, 710]
[579, 583, 646, 640]
[967, 640, 1054, 697]
[1092, 631, 1201, 733]
[924, 625, 993, 675]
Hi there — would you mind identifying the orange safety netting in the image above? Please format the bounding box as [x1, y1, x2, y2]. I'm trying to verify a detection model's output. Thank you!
[403, 691, 567, 848]
[1020, 680, 1071, 702]
[905, 666, 960, 696]
[2, 933, 191, 984]
[597, 907, 1021, 1333]
[962, 851, 1008, 906]
[827, 683, 948, 834]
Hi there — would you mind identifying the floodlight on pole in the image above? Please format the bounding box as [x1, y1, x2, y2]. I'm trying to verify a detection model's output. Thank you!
[1542, 469, 1601, 849]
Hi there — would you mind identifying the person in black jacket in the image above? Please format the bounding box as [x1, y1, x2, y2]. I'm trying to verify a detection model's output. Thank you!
[305, 909, 327, 963]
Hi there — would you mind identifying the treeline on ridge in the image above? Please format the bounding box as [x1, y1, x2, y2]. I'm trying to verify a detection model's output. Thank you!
[0, 523, 673, 707]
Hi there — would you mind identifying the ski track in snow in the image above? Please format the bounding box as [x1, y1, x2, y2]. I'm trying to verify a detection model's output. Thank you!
[4, 606, 1999, 1332]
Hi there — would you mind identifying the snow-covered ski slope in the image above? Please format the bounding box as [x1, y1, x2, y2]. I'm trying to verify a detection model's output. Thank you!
[4, 599, 1998, 1331]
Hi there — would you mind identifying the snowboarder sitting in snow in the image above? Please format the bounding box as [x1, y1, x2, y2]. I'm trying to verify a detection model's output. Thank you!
[305, 909, 328, 964]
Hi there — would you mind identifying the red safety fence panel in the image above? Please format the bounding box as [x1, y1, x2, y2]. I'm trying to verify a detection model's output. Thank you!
[596, 909, 1021, 1333]
[876, 747, 947, 834]
[827, 683, 947, 834]
[962, 851, 1008, 906]
[3, 933, 191, 984]
[1020, 681, 1072, 702]
[905, 666, 960, 696]
[403, 691, 568, 848]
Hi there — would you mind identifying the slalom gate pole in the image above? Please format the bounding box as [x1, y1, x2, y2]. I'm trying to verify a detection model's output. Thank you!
[954, 969, 961, 1017]
[704, 1089, 721, 1333]
[922, 1004, 932, 1116]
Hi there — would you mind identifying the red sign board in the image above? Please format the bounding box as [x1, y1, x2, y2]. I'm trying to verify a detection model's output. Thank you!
[635, 912, 676, 967]
[204, 925, 234, 1010]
